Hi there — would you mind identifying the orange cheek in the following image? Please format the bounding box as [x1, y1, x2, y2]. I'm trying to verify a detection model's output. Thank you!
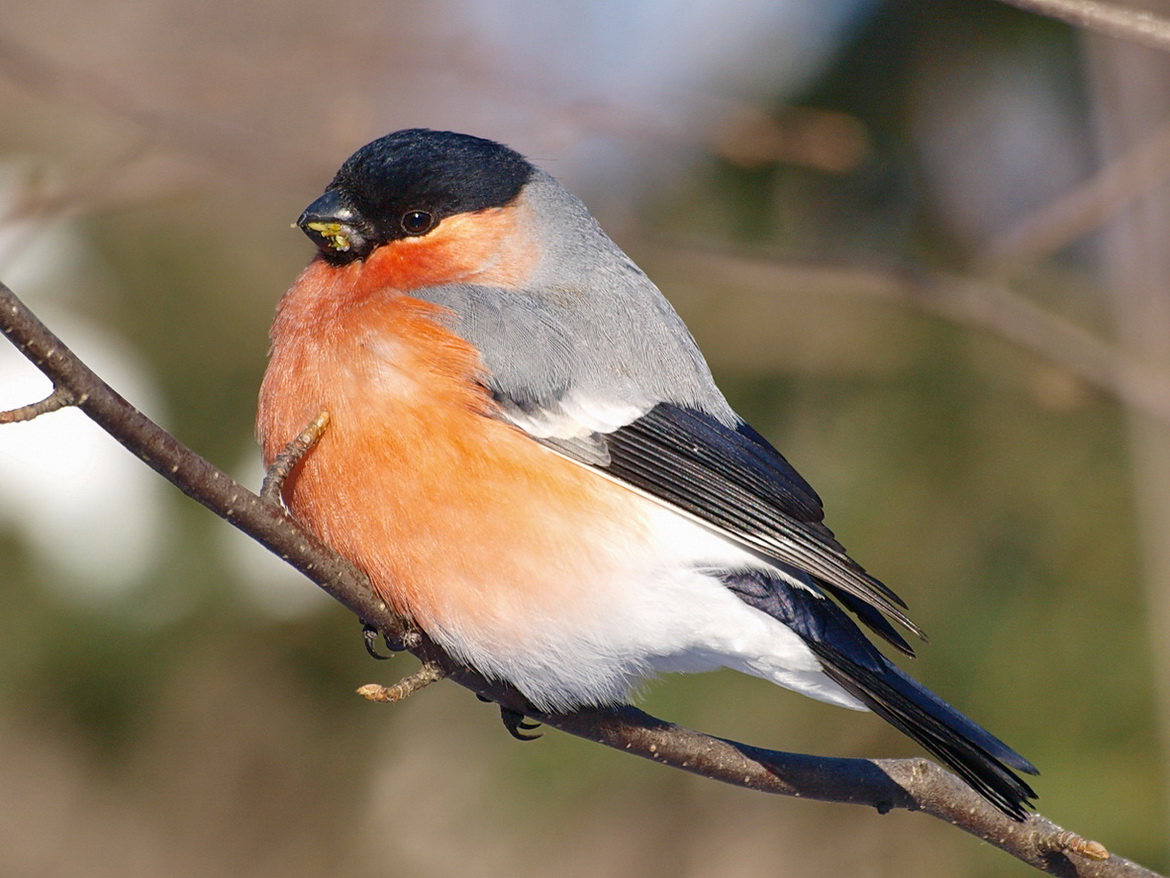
[353, 203, 540, 294]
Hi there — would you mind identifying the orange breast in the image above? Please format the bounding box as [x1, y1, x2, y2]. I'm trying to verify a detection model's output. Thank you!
[257, 259, 638, 646]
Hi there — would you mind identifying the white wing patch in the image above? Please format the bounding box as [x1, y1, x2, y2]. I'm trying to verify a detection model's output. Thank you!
[502, 389, 649, 440]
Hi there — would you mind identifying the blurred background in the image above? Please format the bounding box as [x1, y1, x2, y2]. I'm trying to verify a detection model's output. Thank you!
[0, 0, 1166, 875]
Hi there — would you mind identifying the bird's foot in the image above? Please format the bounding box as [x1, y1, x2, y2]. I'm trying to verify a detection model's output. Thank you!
[474, 695, 543, 739]
[499, 706, 542, 741]
[356, 660, 445, 703]
[360, 622, 403, 660]
[261, 410, 330, 500]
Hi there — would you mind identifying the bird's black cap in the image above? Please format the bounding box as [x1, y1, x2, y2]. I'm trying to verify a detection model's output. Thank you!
[298, 129, 534, 263]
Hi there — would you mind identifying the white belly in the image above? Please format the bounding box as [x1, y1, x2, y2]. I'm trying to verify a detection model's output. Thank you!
[430, 493, 864, 713]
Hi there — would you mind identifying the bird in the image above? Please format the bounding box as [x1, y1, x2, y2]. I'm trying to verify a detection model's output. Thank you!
[256, 128, 1038, 818]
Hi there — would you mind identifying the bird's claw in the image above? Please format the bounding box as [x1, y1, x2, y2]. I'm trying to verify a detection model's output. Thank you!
[500, 706, 542, 740]
[360, 622, 398, 660]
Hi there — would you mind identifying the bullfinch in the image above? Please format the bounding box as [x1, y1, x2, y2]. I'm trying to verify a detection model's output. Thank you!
[257, 128, 1038, 818]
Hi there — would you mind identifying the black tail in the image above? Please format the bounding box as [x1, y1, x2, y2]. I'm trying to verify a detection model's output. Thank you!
[723, 571, 1038, 819]
[808, 641, 1037, 818]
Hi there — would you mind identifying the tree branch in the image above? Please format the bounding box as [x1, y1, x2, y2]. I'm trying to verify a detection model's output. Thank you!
[0, 280, 1160, 878]
[996, 0, 1170, 54]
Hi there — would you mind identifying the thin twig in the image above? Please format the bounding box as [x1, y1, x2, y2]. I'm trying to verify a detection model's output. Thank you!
[356, 661, 446, 702]
[0, 279, 1160, 877]
[261, 410, 330, 500]
[0, 385, 74, 423]
[996, 0, 1170, 54]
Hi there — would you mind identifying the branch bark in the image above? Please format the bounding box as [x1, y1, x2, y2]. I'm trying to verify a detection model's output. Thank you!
[0, 280, 1160, 878]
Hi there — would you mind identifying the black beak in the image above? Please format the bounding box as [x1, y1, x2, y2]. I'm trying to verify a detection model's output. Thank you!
[296, 190, 373, 263]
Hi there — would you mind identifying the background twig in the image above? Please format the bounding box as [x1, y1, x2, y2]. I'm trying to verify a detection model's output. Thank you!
[996, 0, 1170, 53]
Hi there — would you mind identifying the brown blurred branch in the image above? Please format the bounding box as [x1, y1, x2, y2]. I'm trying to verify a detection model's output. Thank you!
[641, 243, 1170, 423]
[0, 33, 223, 165]
[0, 32, 303, 187]
[0, 279, 1162, 877]
[996, 0, 1170, 53]
[981, 115, 1170, 272]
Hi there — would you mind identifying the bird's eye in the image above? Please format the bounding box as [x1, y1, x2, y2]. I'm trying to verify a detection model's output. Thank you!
[401, 210, 435, 236]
